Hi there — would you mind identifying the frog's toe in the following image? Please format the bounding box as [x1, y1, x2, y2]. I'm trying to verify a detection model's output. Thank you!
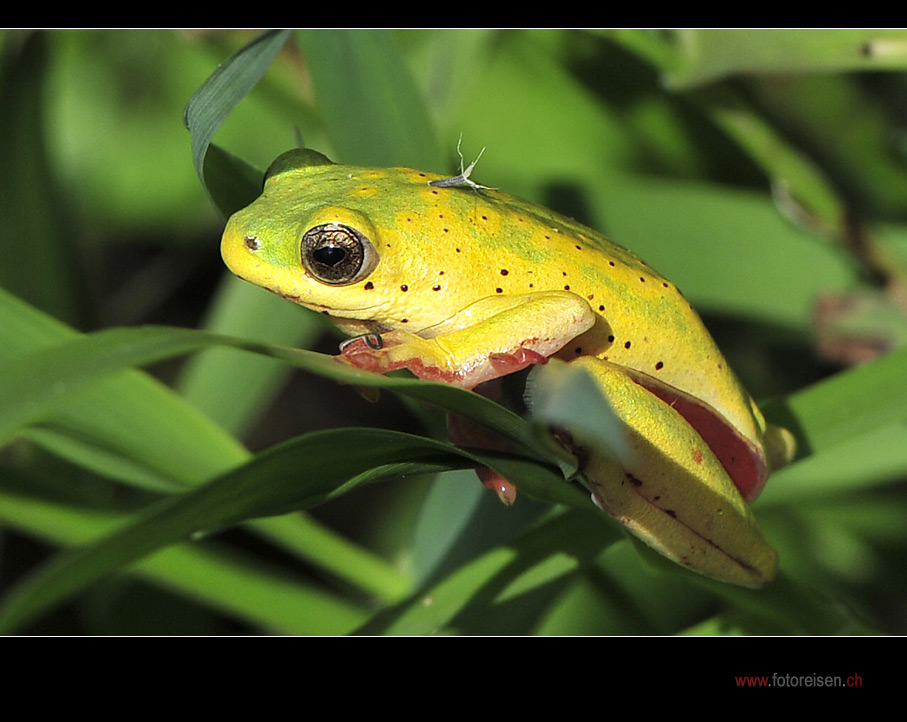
[478, 469, 518, 505]
[337, 334, 394, 373]
[339, 332, 385, 354]
[489, 348, 550, 374]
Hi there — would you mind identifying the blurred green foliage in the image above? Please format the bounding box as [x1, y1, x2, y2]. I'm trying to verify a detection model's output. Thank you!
[2, 29, 907, 635]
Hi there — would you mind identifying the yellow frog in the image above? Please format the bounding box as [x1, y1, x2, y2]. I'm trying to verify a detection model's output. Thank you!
[221, 148, 794, 588]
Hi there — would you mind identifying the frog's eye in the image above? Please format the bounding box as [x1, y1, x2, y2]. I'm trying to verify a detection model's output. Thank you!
[301, 223, 378, 285]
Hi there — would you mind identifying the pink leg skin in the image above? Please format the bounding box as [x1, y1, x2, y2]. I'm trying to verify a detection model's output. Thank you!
[337, 336, 464, 385]
[489, 348, 550, 373]
[338, 335, 551, 388]
[458, 351, 549, 505]
[339, 333, 551, 504]
[477, 468, 518, 506]
[337, 335, 405, 373]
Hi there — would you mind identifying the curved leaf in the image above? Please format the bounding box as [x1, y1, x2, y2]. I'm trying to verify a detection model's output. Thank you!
[0, 428, 569, 633]
[183, 29, 291, 204]
[0, 325, 558, 469]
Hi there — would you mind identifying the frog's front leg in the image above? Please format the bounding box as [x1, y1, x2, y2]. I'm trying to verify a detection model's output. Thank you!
[566, 356, 778, 588]
[339, 291, 594, 506]
[339, 291, 595, 389]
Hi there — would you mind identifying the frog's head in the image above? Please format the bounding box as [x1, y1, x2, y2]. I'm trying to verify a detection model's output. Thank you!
[221, 149, 468, 334]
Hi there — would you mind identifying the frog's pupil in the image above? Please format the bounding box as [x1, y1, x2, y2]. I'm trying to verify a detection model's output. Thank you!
[314, 245, 347, 268]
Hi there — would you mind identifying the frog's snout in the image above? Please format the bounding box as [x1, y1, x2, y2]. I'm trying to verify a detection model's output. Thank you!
[221, 221, 256, 278]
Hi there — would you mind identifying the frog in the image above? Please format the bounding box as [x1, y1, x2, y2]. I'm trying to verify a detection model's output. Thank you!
[221, 147, 795, 588]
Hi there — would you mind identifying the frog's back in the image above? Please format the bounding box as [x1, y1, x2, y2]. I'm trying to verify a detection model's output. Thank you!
[387, 166, 764, 455]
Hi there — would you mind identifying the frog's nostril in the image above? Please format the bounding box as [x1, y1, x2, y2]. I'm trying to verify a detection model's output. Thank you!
[244, 236, 261, 251]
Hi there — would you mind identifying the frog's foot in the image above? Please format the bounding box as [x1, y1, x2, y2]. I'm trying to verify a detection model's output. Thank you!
[765, 423, 797, 472]
[477, 469, 518, 506]
[448, 413, 518, 506]
[338, 331, 462, 383]
[338, 330, 550, 388]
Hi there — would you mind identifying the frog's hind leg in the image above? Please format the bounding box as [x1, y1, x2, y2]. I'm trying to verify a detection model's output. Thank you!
[565, 357, 778, 587]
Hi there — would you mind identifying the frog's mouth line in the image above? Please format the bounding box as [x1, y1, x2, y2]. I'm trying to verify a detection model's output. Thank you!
[259, 286, 397, 335]
[261, 284, 388, 316]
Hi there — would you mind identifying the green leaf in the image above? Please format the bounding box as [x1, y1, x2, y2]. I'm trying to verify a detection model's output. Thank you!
[0, 318, 596, 512]
[297, 29, 441, 169]
[663, 29, 907, 89]
[176, 275, 327, 436]
[0, 32, 89, 327]
[585, 173, 859, 329]
[0, 324, 555, 468]
[0, 484, 368, 635]
[526, 359, 633, 466]
[200, 142, 266, 219]
[0, 288, 408, 613]
[698, 86, 847, 238]
[0, 287, 247, 488]
[357, 509, 626, 635]
[183, 29, 291, 202]
[0, 428, 564, 633]
[765, 345, 907, 458]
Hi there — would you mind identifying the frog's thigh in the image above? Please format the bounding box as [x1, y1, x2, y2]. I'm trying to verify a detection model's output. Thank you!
[569, 357, 778, 588]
